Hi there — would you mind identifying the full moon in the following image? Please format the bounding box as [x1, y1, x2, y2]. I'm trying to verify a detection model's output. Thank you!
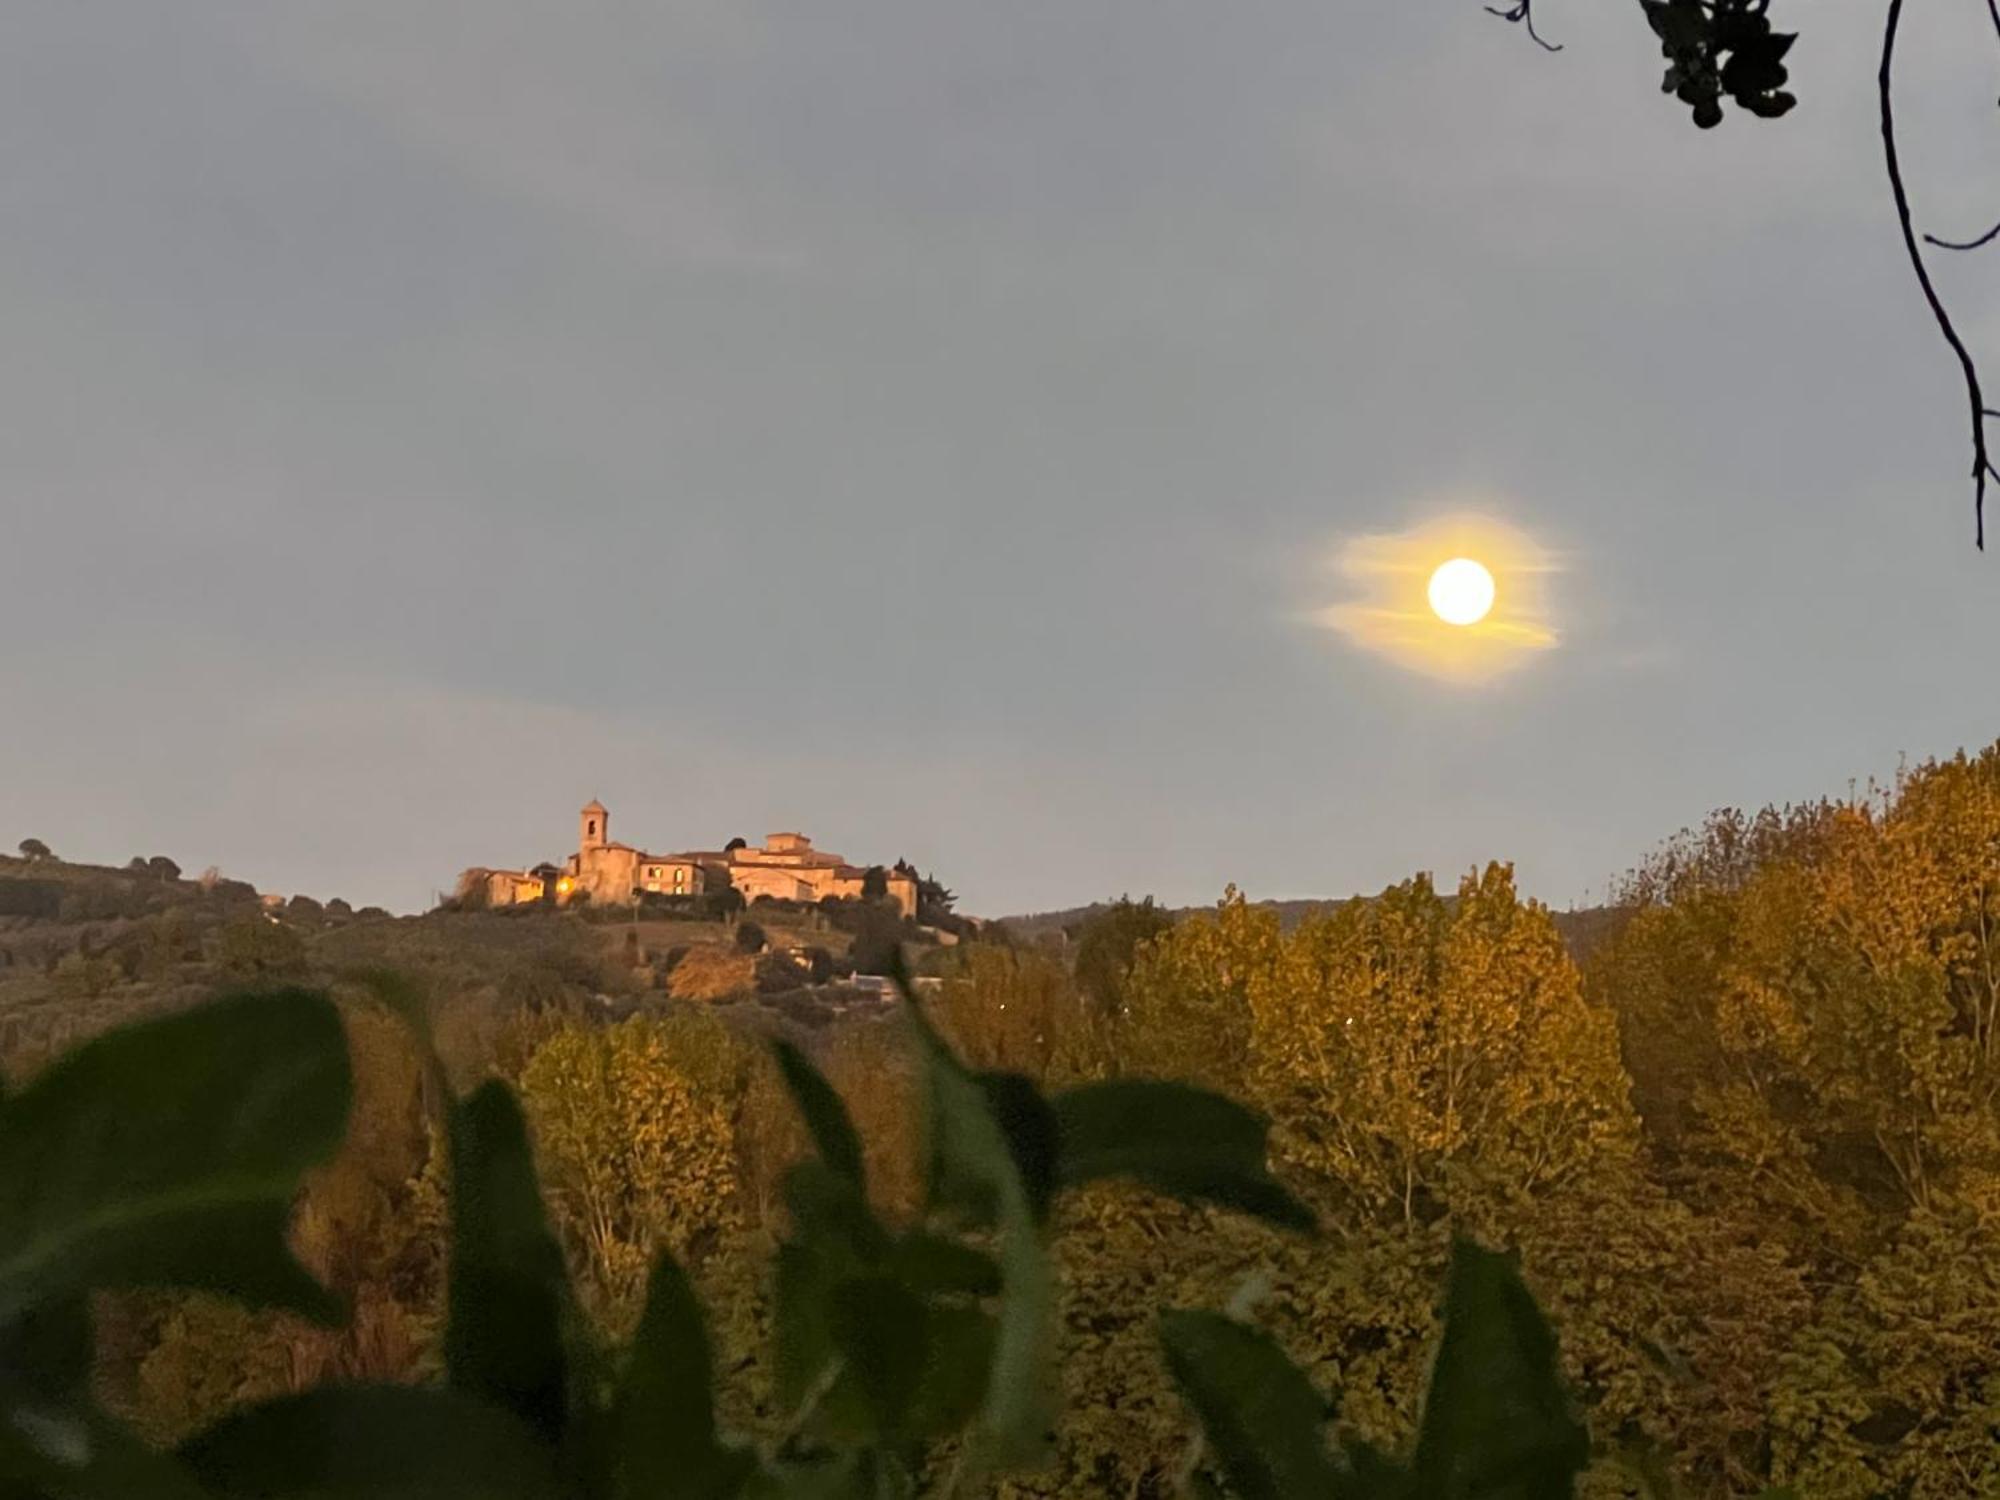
[1427, 557, 1496, 626]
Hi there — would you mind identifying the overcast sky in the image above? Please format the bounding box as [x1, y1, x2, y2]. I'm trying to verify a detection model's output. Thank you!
[4, 0, 1998, 916]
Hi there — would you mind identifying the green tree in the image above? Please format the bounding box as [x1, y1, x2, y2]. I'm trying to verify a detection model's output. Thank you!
[1071, 897, 1175, 1016]
[16, 837, 50, 861]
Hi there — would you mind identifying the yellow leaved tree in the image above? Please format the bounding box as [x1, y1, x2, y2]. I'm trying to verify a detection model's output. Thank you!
[517, 1015, 740, 1329]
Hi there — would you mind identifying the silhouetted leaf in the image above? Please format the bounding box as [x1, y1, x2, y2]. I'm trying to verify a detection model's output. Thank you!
[1411, 1240, 1588, 1500]
[1159, 1309, 1343, 1500]
[974, 1072, 1059, 1225]
[773, 1241, 837, 1419]
[0, 988, 348, 1325]
[904, 1303, 996, 1439]
[0, 1296, 91, 1401]
[782, 1160, 890, 1265]
[891, 1231, 1001, 1298]
[446, 1081, 572, 1445]
[827, 1274, 930, 1440]
[904, 994, 1054, 1470]
[181, 1385, 564, 1499]
[1051, 1080, 1314, 1231]
[618, 1253, 757, 1500]
[773, 1040, 866, 1191]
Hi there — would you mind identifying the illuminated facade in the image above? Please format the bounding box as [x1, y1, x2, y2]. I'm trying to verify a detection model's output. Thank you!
[456, 801, 917, 917]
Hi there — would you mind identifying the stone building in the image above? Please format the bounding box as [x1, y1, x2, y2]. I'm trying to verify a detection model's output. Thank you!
[458, 800, 917, 917]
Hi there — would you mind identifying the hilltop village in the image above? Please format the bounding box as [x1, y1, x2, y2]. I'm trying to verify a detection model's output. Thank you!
[457, 801, 920, 918]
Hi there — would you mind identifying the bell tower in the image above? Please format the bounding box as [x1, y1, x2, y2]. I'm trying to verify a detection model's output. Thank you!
[580, 799, 608, 852]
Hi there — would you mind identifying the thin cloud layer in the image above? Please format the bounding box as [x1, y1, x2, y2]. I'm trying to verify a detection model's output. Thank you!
[1317, 511, 1561, 684]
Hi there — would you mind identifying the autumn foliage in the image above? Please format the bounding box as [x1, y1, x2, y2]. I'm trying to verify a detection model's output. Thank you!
[8, 743, 2000, 1496]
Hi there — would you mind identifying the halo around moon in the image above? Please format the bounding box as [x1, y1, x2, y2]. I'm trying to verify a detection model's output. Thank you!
[1315, 511, 1559, 683]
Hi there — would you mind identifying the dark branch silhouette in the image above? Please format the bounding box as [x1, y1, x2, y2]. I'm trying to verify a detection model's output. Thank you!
[1484, 0, 1988, 548]
[1881, 0, 1992, 548]
[1924, 220, 2000, 253]
[1485, 0, 1563, 53]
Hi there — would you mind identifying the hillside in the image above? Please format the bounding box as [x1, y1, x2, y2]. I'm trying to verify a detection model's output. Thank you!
[0, 854, 944, 1082]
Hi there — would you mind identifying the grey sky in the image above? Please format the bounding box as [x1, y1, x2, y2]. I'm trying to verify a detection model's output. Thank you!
[4, 0, 1997, 916]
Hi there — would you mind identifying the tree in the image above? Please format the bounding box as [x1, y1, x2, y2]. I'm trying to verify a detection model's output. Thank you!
[860, 865, 889, 901]
[733, 920, 766, 955]
[17, 837, 50, 861]
[147, 856, 182, 883]
[723, 836, 747, 853]
[916, 872, 957, 927]
[516, 1018, 739, 1325]
[847, 903, 904, 976]
[1269, 867, 1634, 1220]
[1072, 896, 1175, 1015]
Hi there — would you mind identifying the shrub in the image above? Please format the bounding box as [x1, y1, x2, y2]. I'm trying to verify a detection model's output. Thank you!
[216, 917, 308, 980]
[0, 880, 60, 919]
[702, 886, 745, 919]
[16, 837, 50, 860]
[50, 951, 118, 1001]
[733, 920, 766, 955]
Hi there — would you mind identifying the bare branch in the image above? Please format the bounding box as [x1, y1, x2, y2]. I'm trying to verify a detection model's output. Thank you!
[1485, 0, 1563, 53]
[1924, 220, 2000, 252]
[1881, 0, 1990, 548]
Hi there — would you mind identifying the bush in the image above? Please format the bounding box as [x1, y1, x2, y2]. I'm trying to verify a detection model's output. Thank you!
[216, 917, 308, 980]
[701, 886, 745, 920]
[733, 920, 766, 955]
[0, 880, 60, 919]
[50, 951, 118, 1001]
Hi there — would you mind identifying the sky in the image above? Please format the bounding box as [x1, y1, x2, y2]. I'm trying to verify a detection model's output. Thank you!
[4, 0, 1999, 917]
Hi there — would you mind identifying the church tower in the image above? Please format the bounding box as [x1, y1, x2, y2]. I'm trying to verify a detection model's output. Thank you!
[580, 799, 608, 852]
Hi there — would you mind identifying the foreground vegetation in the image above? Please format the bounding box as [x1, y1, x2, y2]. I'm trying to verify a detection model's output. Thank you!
[0, 967, 1589, 1499]
[6, 740, 2000, 1495]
